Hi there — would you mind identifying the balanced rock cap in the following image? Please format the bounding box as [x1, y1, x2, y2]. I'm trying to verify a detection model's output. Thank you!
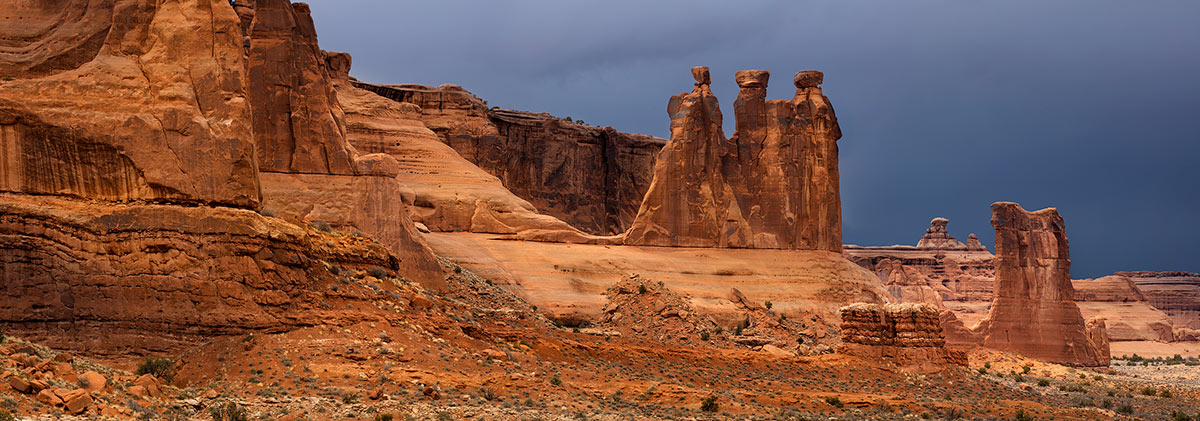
[734, 70, 770, 88]
[794, 70, 824, 88]
[691, 66, 711, 86]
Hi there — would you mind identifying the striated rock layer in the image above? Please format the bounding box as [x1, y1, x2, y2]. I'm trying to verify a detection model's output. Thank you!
[1073, 275, 1175, 342]
[1121, 271, 1200, 330]
[0, 0, 446, 356]
[624, 67, 843, 251]
[0, 194, 405, 356]
[353, 82, 664, 235]
[839, 303, 964, 373]
[973, 202, 1109, 366]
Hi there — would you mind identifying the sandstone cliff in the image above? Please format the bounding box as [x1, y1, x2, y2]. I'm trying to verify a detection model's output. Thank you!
[353, 82, 664, 235]
[0, 0, 445, 355]
[1072, 275, 1176, 342]
[973, 202, 1109, 366]
[1, 0, 260, 208]
[1121, 271, 1200, 330]
[623, 67, 843, 251]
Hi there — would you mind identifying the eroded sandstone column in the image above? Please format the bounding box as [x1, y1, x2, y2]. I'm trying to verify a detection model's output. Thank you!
[624, 68, 844, 251]
[624, 66, 751, 247]
[975, 202, 1109, 366]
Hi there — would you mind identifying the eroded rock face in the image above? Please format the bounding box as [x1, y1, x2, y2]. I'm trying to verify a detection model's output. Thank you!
[974, 202, 1109, 366]
[838, 303, 963, 373]
[624, 67, 843, 250]
[353, 82, 664, 235]
[0, 194, 403, 355]
[0, 0, 260, 208]
[1121, 271, 1200, 330]
[1073, 275, 1175, 342]
[244, 0, 357, 175]
[331, 61, 587, 242]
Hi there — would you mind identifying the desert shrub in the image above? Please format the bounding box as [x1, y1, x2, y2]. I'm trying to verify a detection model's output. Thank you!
[977, 367, 987, 375]
[825, 396, 843, 408]
[1141, 386, 1157, 396]
[1116, 403, 1134, 415]
[637, 284, 647, 294]
[1037, 379, 1050, 387]
[374, 414, 395, 421]
[550, 374, 562, 386]
[1013, 374, 1025, 383]
[1161, 389, 1173, 398]
[1021, 365, 1031, 374]
[209, 401, 248, 421]
[312, 220, 331, 232]
[342, 392, 358, 404]
[700, 331, 710, 341]
[1170, 411, 1193, 421]
[700, 395, 719, 412]
[1014, 408, 1034, 421]
[260, 208, 276, 218]
[765, 301, 773, 310]
[1101, 399, 1113, 409]
[136, 357, 174, 381]
[984, 362, 991, 369]
[367, 266, 388, 278]
[0, 409, 14, 421]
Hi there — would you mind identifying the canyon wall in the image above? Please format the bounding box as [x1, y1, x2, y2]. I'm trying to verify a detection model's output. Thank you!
[0, 0, 445, 355]
[0, 0, 260, 208]
[1122, 271, 1200, 330]
[623, 67, 843, 251]
[353, 82, 664, 235]
[974, 202, 1109, 366]
[1072, 275, 1176, 342]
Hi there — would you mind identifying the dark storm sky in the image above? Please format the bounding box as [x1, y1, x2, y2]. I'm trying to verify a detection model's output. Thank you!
[307, 1, 1200, 278]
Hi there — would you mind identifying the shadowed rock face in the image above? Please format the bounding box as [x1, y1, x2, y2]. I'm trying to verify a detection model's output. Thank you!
[624, 67, 843, 251]
[0, 0, 261, 208]
[975, 202, 1109, 366]
[352, 82, 665, 236]
[243, 0, 357, 175]
[1121, 271, 1200, 330]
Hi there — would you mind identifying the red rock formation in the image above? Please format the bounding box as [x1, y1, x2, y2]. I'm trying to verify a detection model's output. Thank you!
[0, 193, 403, 355]
[353, 82, 664, 235]
[624, 67, 843, 250]
[0, 0, 446, 355]
[243, 0, 357, 175]
[974, 202, 1109, 366]
[0, 0, 260, 208]
[1073, 276, 1175, 342]
[838, 303, 965, 373]
[1120, 271, 1200, 330]
[330, 58, 587, 242]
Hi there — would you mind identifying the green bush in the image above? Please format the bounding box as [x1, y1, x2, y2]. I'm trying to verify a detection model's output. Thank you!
[1014, 408, 1034, 421]
[700, 395, 719, 412]
[825, 396, 843, 408]
[1116, 403, 1134, 415]
[1037, 379, 1050, 387]
[1141, 386, 1157, 396]
[700, 331, 710, 341]
[136, 357, 174, 381]
[312, 220, 331, 232]
[367, 266, 389, 279]
[374, 415, 395, 421]
[1021, 365, 1031, 374]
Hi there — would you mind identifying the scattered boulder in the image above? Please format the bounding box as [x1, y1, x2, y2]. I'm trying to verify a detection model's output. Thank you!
[78, 371, 106, 393]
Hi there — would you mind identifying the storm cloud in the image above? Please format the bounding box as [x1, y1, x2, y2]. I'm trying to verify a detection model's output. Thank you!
[307, 0, 1200, 277]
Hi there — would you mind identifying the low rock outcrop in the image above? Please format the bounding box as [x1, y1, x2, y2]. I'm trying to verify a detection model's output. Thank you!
[0, 193, 407, 355]
[838, 303, 963, 373]
[623, 67, 843, 251]
[353, 82, 664, 235]
[973, 202, 1109, 366]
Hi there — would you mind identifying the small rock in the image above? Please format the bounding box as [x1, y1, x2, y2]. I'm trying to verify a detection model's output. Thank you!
[52, 353, 74, 363]
[422, 386, 441, 400]
[480, 349, 507, 360]
[127, 385, 148, 398]
[7, 376, 30, 394]
[368, 387, 383, 400]
[62, 388, 92, 414]
[36, 388, 64, 406]
[761, 345, 791, 358]
[133, 374, 163, 398]
[98, 404, 121, 417]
